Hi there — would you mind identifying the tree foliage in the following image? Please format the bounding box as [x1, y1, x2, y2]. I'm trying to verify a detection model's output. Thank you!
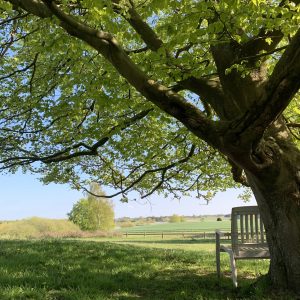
[68, 183, 115, 231]
[2, 0, 297, 200]
[0, 2, 298, 197]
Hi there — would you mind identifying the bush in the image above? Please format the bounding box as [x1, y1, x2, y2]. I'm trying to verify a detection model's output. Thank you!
[169, 214, 185, 223]
[217, 217, 222, 221]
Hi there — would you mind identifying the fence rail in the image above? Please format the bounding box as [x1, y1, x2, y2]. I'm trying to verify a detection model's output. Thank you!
[122, 231, 231, 239]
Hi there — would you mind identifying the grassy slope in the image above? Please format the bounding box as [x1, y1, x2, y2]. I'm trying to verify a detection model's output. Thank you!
[0, 239, 291, 300]
[0, 217, 80, 238]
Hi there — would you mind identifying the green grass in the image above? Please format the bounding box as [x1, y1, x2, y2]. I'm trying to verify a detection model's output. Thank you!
[96, 235, 220, 251]
[118, 220, 231, 233]
[0, 238, 292, 299]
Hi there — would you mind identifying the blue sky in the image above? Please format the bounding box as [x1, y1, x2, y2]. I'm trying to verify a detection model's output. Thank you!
[0, 171, 257, 220]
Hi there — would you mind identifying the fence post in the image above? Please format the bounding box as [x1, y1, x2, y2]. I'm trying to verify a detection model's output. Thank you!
[126, 232, 128, 238]
[144, 232, 146, 237]
[216, 232, 221, 279]
[204, 232, 206, 239]
[162, 232, 164, 239]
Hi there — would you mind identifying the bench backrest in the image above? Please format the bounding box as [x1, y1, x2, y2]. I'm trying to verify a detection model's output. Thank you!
[231, 206, 268, 253]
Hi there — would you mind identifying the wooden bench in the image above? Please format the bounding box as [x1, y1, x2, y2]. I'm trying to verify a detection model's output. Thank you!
[216, 206, 270, 287]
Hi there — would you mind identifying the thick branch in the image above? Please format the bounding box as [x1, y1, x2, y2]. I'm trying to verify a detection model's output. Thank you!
[287, 123, 300, 129]
[113, 1, 163, 51]
[6, 0, 52, 18]
[240, 29, 284, 62]
[173, 76, 227, 119]
[39, 0, 220, 149]
[233, 28, 300, 144]
[239, 0, 299, 62]
[228, 159, 249, 187]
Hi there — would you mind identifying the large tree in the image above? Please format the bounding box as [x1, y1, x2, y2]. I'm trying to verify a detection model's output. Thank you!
[0, 0, 299, 292]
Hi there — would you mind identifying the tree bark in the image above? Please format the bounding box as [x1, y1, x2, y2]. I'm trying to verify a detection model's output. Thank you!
[242, 122, 300, 293]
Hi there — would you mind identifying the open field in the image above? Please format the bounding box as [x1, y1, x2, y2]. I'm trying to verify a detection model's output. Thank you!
[0, 219, 293, 299]
[0, 238, 291, 300]
[95, 236, 224, 252]
[118, 220, 231, 233]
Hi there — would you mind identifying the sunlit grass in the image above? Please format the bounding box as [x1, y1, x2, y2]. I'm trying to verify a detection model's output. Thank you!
[0, 239, 289, 299]
[94, 235, 219, 251]
[118, 220, 231, 233]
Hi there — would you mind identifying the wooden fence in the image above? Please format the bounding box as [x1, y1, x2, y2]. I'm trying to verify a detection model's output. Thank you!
[122, 231, 231, 240]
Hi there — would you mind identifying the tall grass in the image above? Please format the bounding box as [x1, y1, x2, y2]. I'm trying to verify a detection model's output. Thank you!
[0, 218, 120, 239]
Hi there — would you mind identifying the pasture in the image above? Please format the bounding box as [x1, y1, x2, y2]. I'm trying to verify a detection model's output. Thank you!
[0, 238, 291, 300]
[119, 219, 231, 233]
[0, 218, 294, 299]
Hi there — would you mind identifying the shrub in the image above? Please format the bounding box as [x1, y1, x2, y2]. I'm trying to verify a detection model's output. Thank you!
[169, 214, 185, 223]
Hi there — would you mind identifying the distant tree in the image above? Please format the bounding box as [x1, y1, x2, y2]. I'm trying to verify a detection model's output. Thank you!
[67, 198, 92, 230]
[68, 183, 115, 231]
[169, 214, 185, 223]
[217, 217, 222, 222]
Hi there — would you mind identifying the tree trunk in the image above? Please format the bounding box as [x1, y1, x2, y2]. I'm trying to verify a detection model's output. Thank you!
[242, 124, 300, 294]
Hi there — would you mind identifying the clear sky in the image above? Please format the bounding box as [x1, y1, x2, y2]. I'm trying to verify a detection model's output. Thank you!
[0, 171, 257, 220]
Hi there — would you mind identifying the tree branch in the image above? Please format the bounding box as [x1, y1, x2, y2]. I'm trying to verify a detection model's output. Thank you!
[172, 76, 227, 119]
[233, 28, 300, 144]
[0, 109, 153, 168]
[287, 123, 300, 129]
[240, 29, 284, 63]
[37, 0, 220, 149]
[79, 144, 197, 199]
[6, 0, 52, 18]
[113, 0, 163, 52]
[228, 159, 249, 187]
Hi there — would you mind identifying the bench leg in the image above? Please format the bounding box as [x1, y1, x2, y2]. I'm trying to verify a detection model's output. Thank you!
[228, 250, 238, 287]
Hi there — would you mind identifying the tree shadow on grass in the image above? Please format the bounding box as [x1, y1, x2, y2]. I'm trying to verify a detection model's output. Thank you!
[115, 238, 231, 245]
[0, 239, 287, 300]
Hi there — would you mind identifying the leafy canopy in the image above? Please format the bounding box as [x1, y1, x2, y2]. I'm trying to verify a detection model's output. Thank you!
[0, 0, 299, 201]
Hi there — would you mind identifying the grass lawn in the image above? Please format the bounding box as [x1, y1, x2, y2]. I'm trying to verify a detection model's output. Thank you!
[0, 238, 292, 300]
[95, 235, 221, 251]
